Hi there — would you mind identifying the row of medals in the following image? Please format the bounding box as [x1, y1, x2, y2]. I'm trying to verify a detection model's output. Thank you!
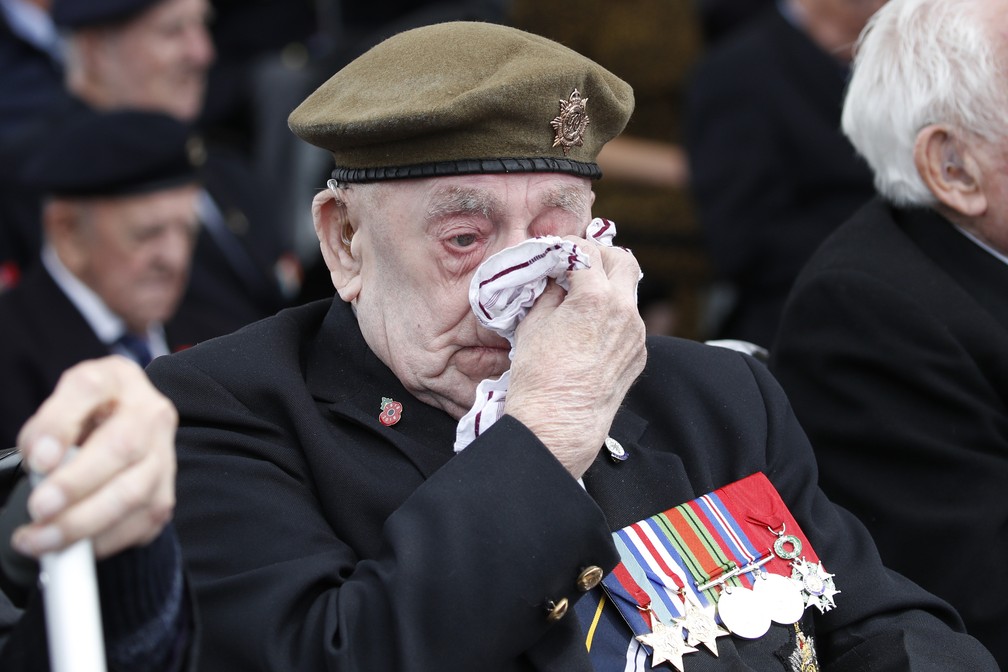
[635, 532, 839, 671]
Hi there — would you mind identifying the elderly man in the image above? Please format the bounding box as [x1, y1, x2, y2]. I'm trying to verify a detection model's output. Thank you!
[55, 0, 213, 121]
[55, 0, 295, 342]
[139, 22, 1000, 670]
[770, 0, 1008, 666]
[0, 109, 200, 448]
[0, 0, 291, 342]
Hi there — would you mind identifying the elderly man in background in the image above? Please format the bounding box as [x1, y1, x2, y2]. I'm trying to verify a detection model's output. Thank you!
[0, 0, 291, 342]
[771, 0, 1008, 665]
[56, 0, 295, 342]
[0, 109, 200, 448]
[56, 0, 212, 121]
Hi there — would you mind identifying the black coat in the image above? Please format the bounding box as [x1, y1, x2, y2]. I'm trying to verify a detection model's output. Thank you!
[147, 298, 995, 671]
[684, 6, 875, 346]
[770, 198, 1008, 667]
[0, 263, 187, 447]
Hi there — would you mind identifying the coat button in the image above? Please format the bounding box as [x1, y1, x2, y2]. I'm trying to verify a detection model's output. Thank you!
[546, 598, 569, 622]
[576, 566, 604, 592]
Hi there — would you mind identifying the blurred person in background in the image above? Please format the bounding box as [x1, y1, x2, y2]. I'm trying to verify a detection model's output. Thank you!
[685, 0, 883, 347]
[0, 109, 201, 448]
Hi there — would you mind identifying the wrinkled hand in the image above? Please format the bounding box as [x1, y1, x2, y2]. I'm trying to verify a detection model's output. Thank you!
[504, 238, 647, 478]
[12, 356, 177, 560]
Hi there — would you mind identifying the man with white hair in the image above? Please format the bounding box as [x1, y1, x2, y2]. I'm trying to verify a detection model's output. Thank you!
[771, 0, 1008, 665]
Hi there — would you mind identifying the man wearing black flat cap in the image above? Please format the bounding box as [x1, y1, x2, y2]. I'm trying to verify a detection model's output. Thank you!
[0, 0, 292, 344]
[0, 108, 201, 448]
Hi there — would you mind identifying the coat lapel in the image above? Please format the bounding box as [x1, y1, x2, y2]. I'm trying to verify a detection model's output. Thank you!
[582, 406, 697, 532]
[899, 207, 1008, 334]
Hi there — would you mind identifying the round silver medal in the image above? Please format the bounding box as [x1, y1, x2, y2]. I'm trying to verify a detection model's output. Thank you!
[716, 586, 771, 639]
[753, 572, 805, 624]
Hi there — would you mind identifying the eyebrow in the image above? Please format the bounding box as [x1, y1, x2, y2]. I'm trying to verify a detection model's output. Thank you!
[425, 186, 501, 222]
[542, 184, 589, 216]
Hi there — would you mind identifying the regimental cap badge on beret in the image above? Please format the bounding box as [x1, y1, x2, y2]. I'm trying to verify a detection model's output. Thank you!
[551, 89, 589, 156]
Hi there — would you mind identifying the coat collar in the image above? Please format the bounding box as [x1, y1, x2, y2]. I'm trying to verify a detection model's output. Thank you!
[896, 205, 1008, 334]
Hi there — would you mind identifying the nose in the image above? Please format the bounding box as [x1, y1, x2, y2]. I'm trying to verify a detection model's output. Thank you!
[159, 224, 197, 273]
[497, 223, 535, 253]
[186, 20, 215, 68]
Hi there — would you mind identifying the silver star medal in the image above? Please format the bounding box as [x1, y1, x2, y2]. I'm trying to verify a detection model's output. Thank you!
[675, 594, 729, 656]
[636, 618, 698, 672]
[790, 558, 840, 613]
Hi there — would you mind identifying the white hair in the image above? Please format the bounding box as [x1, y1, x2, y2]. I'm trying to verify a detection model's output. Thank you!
[841, 0, 1008, 206]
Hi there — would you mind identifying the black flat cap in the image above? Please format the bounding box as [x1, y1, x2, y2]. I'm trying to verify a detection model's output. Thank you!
[22, 109, 202, 198]
[51, 0, 162, 28]
[289, 21, 634, 183]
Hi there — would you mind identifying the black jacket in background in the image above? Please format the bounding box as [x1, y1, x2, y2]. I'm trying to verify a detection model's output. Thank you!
[685, 6, 875, 346]
[771, 198, 1008, 667]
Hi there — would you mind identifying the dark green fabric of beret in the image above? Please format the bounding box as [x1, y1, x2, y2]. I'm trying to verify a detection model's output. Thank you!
[22, 109, 201, 198]
[288, 21, 635, 182]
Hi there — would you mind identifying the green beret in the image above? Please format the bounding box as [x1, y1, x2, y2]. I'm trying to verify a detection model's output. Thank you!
[288, 21, 634, 182]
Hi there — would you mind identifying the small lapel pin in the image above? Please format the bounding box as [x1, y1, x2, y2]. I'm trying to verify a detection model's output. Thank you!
[379, 397, 403, 426]
[605, 436, 628, 462]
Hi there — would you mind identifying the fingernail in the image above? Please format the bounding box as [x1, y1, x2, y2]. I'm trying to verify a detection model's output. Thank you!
[28, 435, 62, 474]
[28, 485, 66, 521]
[11, 530, 31, 556]
[13, 525, 63, 556]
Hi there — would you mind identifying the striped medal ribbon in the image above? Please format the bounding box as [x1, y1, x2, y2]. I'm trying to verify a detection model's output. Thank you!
[586, 472, 838, 669]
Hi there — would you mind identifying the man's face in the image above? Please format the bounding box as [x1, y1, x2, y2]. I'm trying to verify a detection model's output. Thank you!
[63, 185, 200, 333]
[88, 0, 214, 120]
[341, 173, 595, 419]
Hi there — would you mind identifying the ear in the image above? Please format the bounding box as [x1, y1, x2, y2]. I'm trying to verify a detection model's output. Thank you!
[312, 189, 362, 303]
[914, 124, 987, 217]
[43, 200, 87, 274]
